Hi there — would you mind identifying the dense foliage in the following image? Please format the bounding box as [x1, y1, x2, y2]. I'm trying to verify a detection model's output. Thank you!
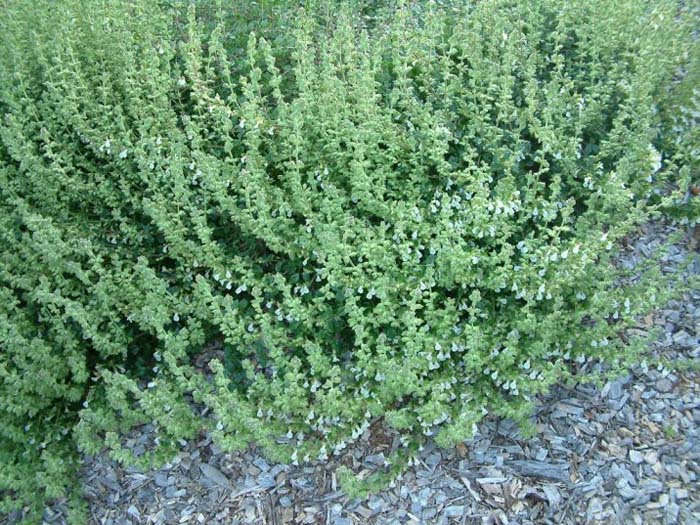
[658, 14, 700, 222]
[1, 0, 697, 521]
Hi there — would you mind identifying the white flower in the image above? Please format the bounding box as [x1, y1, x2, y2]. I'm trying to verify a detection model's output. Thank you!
[118, 149, 128, 159]
[649, 144, 662, 174]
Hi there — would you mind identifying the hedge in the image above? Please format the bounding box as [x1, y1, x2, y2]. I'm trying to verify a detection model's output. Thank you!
[0, 0, 697, 521]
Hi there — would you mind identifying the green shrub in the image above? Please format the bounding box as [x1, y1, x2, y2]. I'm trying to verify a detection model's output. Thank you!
[0, 0, 695, 521]
[657, 2, 700, 223]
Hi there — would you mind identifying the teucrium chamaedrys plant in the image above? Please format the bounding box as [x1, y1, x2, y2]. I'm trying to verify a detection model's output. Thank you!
[0, 0, 696, 520]
[657, 0, 700, 224]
